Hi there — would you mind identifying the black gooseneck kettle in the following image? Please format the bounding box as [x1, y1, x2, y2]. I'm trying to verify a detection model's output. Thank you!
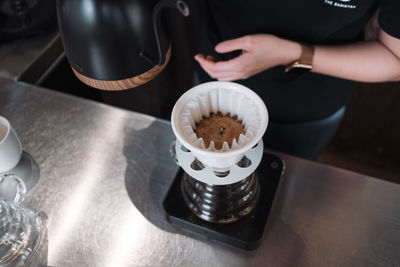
[57, 0, 189, 91]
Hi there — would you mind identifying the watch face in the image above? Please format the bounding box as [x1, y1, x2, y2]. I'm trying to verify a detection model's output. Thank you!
[285, 61, 312, 75]
[287, 66, 312, 75]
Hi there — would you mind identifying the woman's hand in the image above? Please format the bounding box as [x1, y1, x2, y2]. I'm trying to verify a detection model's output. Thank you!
[194, 34, 301, 81]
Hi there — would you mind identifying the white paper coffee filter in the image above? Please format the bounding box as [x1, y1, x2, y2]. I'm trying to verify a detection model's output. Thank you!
[172, 82, 268, 169]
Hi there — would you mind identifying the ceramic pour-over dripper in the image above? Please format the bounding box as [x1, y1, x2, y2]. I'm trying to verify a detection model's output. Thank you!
[171, 81, 268, 186]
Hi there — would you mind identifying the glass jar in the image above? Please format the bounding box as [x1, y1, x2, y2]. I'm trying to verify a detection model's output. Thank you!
[0, 174, 47, 267]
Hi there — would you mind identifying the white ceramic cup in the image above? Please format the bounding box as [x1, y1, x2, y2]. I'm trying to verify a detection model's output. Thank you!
[0, 116, 22, 173]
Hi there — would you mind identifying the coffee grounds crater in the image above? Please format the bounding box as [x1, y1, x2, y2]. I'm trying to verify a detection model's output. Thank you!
[194, 112, 246, 150]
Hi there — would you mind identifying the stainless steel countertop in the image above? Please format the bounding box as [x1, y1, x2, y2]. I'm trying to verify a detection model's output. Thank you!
[1, 77, 400, 267]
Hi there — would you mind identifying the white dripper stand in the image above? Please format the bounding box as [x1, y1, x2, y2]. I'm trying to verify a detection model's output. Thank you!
[171, 81, 268, 223]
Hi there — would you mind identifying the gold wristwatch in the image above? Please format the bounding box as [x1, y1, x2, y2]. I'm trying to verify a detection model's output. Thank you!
[285, 43, 314, 73]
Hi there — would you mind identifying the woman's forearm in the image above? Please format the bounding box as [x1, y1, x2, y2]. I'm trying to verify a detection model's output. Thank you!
[311, 31, 400, 82]
[194, 31, 400, 83]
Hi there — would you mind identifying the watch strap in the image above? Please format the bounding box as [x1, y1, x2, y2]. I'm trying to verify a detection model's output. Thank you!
[285, 43, 314, 72]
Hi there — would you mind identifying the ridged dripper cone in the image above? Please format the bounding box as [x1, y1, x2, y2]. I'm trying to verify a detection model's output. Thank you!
[172, 82, 268, 170]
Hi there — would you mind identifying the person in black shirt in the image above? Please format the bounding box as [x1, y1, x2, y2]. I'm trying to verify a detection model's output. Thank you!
[193, 0, 400, 159]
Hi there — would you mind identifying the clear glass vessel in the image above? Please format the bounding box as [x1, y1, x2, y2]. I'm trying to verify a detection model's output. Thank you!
[0, 174, 47, 267]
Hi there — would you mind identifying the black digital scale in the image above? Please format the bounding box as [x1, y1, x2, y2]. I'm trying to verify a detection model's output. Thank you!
[163, 152, 284, 250]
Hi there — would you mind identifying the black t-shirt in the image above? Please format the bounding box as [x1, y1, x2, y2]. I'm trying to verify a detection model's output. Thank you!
[195, 0, 400, 123]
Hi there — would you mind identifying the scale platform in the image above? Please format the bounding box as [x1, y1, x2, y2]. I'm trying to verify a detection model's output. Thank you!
[163, 152, 284, 250]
